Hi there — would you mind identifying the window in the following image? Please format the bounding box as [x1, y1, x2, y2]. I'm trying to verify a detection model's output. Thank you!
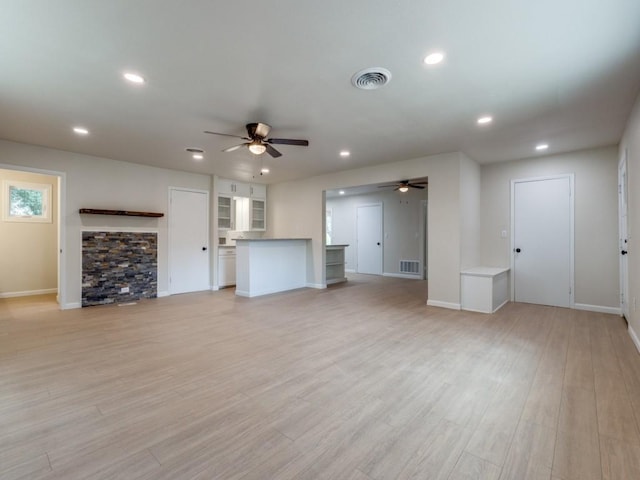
[3, 180, 52, 223]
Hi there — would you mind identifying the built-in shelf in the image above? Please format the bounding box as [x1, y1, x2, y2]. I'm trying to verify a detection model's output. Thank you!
[326, 244, 348, 285]
[79, 208, 164, 218]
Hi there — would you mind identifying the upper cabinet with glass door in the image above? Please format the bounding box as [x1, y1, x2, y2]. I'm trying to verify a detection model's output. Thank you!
[217, 178, 266, 232]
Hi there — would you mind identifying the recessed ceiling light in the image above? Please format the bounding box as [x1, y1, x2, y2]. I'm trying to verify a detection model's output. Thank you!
[340, 150, 350, 157]
[192, 154, 204, 160]
[123, 72, 145, 84]
[73, 126, 89, 135]
[261, 167, 270, 174]
[424, 52, 445, 65]
[339, 190, 345, 195]
[477, 116, 493, 125]
[535, 143, 549, 151]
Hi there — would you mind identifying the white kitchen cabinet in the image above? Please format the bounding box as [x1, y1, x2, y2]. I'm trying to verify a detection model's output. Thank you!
[218, 247, 236, 287]
[250, 184, 266, 198]
[217, 178, 250, 197]
[216, 178, 267, 232]
[218, 195, 232, 230]
[250, 198, 266, 231]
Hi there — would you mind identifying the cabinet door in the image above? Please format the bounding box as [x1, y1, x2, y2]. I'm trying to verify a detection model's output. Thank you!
[250, 184, 266, 198]
[218, 195, 232, 230]
[250, 198, 266, 231]
[234, 182, 251, 197]
[217, 178, 234, 196]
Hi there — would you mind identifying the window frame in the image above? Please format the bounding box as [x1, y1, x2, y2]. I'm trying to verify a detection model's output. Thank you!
[3, 179, 52, 223]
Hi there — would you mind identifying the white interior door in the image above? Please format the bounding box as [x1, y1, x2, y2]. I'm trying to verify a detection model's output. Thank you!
[357, 204, 383, 275]
[512, 176, 573, 307]
[169, 188, 209, 294]
[619, 152, 629, 318]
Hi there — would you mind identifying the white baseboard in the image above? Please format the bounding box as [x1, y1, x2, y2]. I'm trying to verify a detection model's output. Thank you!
[573, 303, 621, 315]
[427, 299, 461, 310]
[306, 283, 326, 290]
[210, 286, 219, 291]
[157, 291, 170, 298]
[345, 269, 356, 273]
[61, 302, 81, 310]
[235, 289, 250, 297]
[0, 288, 57, 299]
[382, 272, 422, 280]
[628, 325, 640, 355]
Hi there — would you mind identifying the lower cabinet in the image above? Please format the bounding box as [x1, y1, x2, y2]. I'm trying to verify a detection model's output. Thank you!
[218, 248, 236, 287]
[326, 245, 348, 285]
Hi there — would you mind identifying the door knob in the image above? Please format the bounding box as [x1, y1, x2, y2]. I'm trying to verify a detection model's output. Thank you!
[515, 248, 521, 253]
[202, 247, 207, 251]
[621, 250, 628, 255]
[377, 242, 381, 246]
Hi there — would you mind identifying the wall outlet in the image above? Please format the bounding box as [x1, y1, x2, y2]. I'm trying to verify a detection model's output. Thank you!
[120, 286, 130, 293]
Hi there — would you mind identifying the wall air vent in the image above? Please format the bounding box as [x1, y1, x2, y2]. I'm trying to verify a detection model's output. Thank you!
[351, 67, 392, 90]
[400, 260, 420, 275]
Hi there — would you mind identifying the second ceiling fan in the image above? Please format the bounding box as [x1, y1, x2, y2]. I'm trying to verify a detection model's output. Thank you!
[378, 179, 428, 192]
[204, 123, 309, 158]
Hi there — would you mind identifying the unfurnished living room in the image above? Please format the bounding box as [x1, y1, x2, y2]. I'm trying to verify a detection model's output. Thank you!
[1, 1, 640, 479]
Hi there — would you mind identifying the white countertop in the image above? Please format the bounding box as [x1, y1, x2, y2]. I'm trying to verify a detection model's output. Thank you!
[460, 266, 510, 277]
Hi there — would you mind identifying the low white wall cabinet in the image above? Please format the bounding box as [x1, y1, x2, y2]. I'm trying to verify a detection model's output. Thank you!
[460, 267, 509, 313]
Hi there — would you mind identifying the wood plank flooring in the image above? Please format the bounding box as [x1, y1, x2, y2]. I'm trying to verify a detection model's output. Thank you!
[1, 274, 640, 479]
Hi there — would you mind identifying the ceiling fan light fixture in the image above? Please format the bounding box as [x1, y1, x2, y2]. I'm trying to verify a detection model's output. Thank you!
[398, 186, 409, 193]
[248, 142, 267, 155]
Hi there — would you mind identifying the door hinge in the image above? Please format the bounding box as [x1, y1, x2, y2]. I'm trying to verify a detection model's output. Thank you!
[569, 287, 572, 295]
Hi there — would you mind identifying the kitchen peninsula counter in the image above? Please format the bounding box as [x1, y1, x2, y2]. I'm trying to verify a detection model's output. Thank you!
[235, 238, 311, 297]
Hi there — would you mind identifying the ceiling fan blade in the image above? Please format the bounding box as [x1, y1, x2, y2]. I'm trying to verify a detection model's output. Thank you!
[222, 143, 247, 153]
[267, 138, 309, 146]
[377, 184, 398, 188]
[265, 144, 282, 158]
[204, 130, 250, 140]
[409, 185, 426, 189]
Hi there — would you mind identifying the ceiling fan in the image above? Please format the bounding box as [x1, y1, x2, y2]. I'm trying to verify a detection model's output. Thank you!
[204, 122, 309, 158]
[378, 180, 428, 193]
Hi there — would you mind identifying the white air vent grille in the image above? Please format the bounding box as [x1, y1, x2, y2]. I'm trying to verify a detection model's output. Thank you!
[400, 260, 420, 274]
[351, 67, 392, 90]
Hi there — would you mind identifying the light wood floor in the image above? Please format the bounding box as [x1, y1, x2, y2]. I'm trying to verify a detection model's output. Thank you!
[2, 275, 640, 480]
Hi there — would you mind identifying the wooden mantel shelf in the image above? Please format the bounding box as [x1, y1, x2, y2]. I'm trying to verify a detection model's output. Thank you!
[79, 208, 164, 218]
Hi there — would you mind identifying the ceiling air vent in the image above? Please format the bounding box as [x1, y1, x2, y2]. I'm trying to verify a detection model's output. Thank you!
[351, 67, 392, 90]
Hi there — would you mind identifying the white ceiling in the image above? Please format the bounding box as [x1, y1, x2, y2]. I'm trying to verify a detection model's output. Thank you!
[1, 1, 639, 185]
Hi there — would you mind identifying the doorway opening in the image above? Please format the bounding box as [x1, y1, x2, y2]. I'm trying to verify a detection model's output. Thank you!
[324, 177, 429, 298]
[0, 165, 65, 308]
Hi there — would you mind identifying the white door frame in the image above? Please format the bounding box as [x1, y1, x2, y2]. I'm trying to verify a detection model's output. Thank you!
[356, 202, 383, 274]
[510, 174, 575, 305]
[168, 186, 210, 295]
[619, 150, 630, 318]
[419, 199, 428, 279]
[0, 163, 67, 309]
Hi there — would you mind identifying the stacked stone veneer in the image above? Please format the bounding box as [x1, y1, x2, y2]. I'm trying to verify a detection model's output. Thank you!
[82, 231, 157, 307]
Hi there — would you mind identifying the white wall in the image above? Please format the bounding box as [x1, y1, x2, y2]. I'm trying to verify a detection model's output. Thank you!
[327, 187, 428, 276]
[480, 145, 619, 309]
[460, 154, 481, 270]
[620, 91, 640, 349]
[0, 168, 58, 296]
[268, 152, 464, 307]
[0, 139, 211, 308]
